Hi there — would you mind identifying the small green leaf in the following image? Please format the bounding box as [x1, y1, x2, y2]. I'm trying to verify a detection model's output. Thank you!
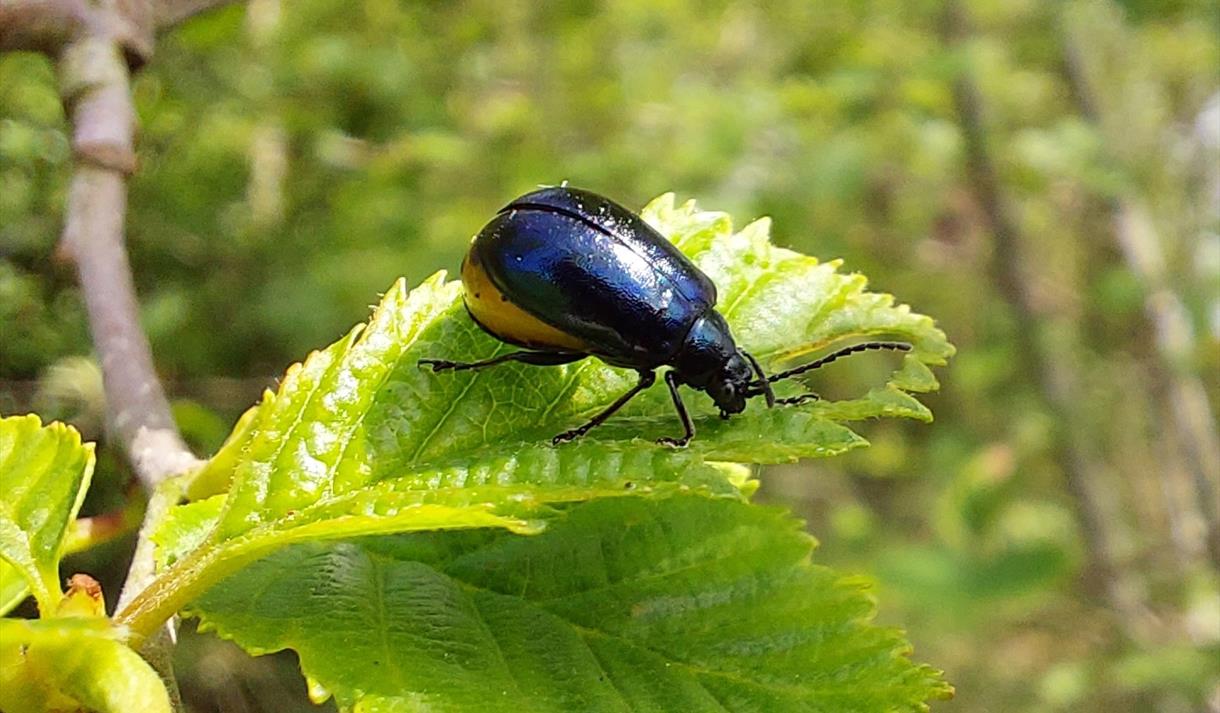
[0, 415, 96, 614]
[0, 617, 171, 713]
[187, 398, 264, 500]
[190, 496, 952, 712]
[150, 495, 226, 568]
[128, 195, 952, 639]
[0, 505, 143, 617]
[0, 560, 28, 616]
[890, 354, 940, 393]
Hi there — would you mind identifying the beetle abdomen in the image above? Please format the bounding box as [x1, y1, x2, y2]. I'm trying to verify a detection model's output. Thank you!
[468, 191, 714, 366]
[461, 248, 590, 353]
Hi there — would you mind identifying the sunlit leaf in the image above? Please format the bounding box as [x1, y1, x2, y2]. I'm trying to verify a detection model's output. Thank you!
[191, 496, 952, 712]
[0, 415, 96, 614]
[0, 560, 27, 616]
[0, 617, 170, 713]
[0, 505, 142, 617]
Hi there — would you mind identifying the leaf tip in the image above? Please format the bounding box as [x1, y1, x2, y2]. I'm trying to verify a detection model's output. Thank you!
[739, 216, 772, 240]
[422, 270, 449, 288]
[643, 192, 676, 214]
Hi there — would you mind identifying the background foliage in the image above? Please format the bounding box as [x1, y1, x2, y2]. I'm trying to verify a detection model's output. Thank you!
[1, 0, 1217, 711]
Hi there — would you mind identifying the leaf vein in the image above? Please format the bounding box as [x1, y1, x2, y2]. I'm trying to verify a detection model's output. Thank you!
[408, 342, 510, 464]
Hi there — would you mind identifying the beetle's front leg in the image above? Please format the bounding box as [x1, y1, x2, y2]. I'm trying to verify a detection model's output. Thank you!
[656, 370, 694, 448]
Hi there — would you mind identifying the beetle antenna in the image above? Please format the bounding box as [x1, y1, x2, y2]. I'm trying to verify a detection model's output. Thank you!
[765, 341, 912, 384]
[740, 350, 774, 407]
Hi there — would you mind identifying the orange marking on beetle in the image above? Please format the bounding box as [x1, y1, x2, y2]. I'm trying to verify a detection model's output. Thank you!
[461, 251, 589, 352]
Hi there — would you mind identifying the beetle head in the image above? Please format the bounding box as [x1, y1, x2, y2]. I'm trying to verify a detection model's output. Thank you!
[674, 312, 764, 416]
[705, 353, 754, 416]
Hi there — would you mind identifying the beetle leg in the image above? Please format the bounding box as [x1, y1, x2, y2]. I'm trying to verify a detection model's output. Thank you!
[764, 341, 911, 384]
[656, 370, 694, 448]
[776, 392, 820, 406]
[552, 370, 656, 445]
[420, 351, 585, 373]
[740, 350, 774, 407]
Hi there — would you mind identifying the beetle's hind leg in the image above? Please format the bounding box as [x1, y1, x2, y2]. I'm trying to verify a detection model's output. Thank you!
[420, 350, 585, 373]
[776, 392, 820, 406]
[553, 370, 656, 445]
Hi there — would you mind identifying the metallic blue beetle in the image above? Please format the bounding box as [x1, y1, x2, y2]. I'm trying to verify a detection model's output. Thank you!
[421, 186, 908, 446]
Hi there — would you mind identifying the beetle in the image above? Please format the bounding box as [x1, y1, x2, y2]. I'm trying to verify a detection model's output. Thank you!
[420, 185, 910, 447]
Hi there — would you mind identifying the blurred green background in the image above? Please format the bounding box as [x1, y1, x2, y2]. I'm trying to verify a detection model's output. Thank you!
[2, 0, 1218, 711]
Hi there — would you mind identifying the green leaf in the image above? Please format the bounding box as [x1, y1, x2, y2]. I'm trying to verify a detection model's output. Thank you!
[0, 504, 143, 617]
[187, 398, 263, 500]
[0, 560, 28, 616]
[0, 617, 171, 713]
[191, 496, 951, 712]
[0, 415, 96, 614]
[127, 195, 951, 640]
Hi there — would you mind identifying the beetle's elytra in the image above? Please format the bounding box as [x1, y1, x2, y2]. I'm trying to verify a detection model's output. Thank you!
[420, 185, 910, 446]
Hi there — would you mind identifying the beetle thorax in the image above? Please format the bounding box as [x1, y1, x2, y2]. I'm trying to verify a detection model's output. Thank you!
[672, 312, 753, 415]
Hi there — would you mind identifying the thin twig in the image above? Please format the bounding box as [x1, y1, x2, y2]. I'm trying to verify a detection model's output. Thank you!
[1062, 21, 1220, 574]
[3, 1, 239, 707]
[0, 0, 154, 65]
[58, 39, 199, 491]
[944, 0, 1158, 643]
[0, 0, 242, 60]
[53, 29, 195, 712]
